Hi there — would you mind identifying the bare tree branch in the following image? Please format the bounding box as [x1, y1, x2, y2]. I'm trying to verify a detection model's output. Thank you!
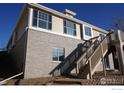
[113, 17, 124, 32]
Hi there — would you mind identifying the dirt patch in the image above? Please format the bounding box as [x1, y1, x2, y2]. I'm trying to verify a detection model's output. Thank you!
[5, 77, 55, 85]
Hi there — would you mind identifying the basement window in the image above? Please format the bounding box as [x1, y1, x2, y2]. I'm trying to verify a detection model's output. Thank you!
[52, 48, 65, 62]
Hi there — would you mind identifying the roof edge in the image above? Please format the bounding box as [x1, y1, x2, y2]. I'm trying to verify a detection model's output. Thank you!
[27, 3, 108, 34]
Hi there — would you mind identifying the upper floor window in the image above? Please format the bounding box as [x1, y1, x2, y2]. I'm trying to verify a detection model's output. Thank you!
[32, 10, 52, 30]
[64, 20, 76, 36]
[84, 26, 92, 36]
[52, 48, 65, 62]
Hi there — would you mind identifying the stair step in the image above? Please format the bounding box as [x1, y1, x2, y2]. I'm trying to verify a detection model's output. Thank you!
[53, 78, 82, 85]
[93, 70, 121, 79]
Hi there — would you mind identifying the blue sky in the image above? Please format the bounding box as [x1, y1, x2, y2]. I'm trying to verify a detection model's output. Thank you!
[1, 3, 124, 48]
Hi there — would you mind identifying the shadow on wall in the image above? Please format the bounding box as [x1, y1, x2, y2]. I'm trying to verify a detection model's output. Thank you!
[49, 40, 93, 77]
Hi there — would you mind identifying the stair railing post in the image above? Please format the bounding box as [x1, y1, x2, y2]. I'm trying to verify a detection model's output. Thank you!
[100, 38, 107, 77]
[76, 63, 79, 75]
[102, 57, 106, 76]
[88, 58, 92, 79]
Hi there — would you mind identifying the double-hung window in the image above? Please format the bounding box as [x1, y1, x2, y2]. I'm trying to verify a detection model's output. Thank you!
[52, 48, 65, 62]
[32, 9, 52, 30]
[64, 20, 76, 36]
[84, 26, 92, 36]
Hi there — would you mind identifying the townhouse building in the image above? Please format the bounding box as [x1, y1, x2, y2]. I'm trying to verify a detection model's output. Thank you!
[7, 3, 121, 79]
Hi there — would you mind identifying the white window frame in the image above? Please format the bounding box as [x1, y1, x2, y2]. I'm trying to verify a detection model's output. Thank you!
[64, 20, 76, 36]
[32, 9, 52, 31]
[83, 25, 93, 40]
[52, 47, 65, 63]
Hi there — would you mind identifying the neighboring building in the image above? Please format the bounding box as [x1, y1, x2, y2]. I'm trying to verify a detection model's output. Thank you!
[6, 3, 121, 79]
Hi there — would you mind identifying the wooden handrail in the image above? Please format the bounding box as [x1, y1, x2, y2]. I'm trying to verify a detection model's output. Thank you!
[60, 36, 100, 74]
[77, 32, 113, 77]
[76, 36, 101, 65]
[0, 72, 23, 85]
[82, 36, 99, 42]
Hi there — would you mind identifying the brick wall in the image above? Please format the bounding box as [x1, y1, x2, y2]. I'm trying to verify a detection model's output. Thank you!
[24, 29, 83, 79]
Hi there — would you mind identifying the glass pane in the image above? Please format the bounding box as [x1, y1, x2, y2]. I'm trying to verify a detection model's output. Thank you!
[58, 48, 64, 61]
[64, 20, 66, 26]
[66, 21, 70, 27]
[38, 20, 47, 29]
[66, 28, 75, 36]
[74, 30, 76, 36]
[70, 23, 75, 29]
[33, 10, 38, 18]
[64, 27, 67, 34]
[66, 20, 75, 29]
[58, 48, 64, 53]
[64, 20, 76, 36]
[52, 48, 58, 61]
[85, 26, 91, 36]
[74, 24, 76, 29]
[59, 55, 64, 61]
[49, 15, 52, 22]
[53, 56, 58, 61]
[39, 12, 48, 21]
[32, 18, 37, 27]
[48, 22, 52, 30]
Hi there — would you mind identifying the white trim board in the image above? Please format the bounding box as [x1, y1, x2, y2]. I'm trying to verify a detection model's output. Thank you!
[29, 27, 81, 40]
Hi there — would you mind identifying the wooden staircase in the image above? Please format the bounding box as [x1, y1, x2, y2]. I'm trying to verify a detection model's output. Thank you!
[51, 36, 99, 76]
[51, 32, 113, 79]
[77, 35, 108, 78]
[77, 32, 112, 79]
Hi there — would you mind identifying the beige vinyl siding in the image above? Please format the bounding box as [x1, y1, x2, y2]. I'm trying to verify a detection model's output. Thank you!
[15, 10, 28, 41]
[76, 24, 81, 39]
[52, 15, 64, 34]
[93, 29, 100, 37]
[31, 9, 81, 40]
[50, 14, 81, 39]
